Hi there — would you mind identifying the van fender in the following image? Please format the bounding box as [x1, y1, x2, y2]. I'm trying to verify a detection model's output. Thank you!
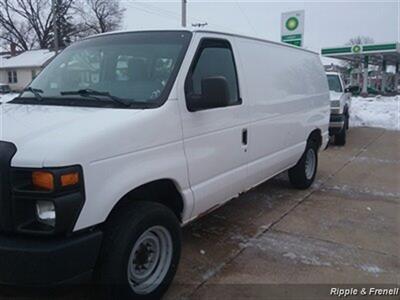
[73, 143, 194, 231]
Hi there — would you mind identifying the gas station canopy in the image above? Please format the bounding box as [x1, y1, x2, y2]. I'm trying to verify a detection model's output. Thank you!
[321, 42, 400, 66]
[321, 42, 400, 94]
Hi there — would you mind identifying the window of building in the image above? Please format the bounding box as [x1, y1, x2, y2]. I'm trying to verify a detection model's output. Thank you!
[8, 70, 17, 83]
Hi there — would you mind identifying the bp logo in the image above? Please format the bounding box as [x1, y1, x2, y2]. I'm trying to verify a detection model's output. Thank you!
[352, 45, 361, 53]
[286, 17, 299, 31]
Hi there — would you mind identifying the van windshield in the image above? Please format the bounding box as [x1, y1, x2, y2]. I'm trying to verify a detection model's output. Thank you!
[327, 75, 343, 93]
[13, 31, 192, 108]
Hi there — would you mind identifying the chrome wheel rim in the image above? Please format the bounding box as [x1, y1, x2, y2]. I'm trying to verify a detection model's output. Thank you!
[305, 148, 316, 180]
[127, 226, 173, 295]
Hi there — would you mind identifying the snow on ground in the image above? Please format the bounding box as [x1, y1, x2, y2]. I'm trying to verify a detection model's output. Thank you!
[0, 93, 19, 103]
[350, 96, 399, 131]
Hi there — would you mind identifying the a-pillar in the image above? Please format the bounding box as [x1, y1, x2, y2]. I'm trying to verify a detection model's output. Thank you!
[362, 56, 369, 96]
[381, 60, 387, 94]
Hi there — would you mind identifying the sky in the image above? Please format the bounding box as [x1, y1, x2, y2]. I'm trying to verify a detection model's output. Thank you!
[120, 0, 399, 54]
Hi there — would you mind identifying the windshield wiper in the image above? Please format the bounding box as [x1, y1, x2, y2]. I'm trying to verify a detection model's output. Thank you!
[22, 87, 44, 101]
[60, 89, 131, 107]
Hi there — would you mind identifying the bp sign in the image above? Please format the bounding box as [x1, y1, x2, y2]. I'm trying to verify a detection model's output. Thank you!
[352, 45, 361, 53]
[286, 17, 299, 31]
[281, 10, 304, 47]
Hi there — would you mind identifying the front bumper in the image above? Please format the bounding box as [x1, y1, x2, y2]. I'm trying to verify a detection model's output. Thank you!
[0, 230, 102, 287]
[329, 114, 345, 135]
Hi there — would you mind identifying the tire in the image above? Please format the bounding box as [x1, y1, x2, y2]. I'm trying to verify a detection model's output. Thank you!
[289, 140, 318, 189]
[334, 117, 347, 146]
[345, 113, 350, 130]
[97, 201, 181, 300]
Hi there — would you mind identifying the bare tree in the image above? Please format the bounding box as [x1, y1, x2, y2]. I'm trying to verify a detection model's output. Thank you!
[77, 0, 125, 35]
[0, 0, 78, 50]
[339, 36, 375, 69]
[0, 0, 125, 51]
[346, 36, 374, 46]
[0, 0, 36, 51]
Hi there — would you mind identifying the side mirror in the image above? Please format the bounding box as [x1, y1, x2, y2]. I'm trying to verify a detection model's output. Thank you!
[345, 86, 360, 94]
[188, 76, 230, 111]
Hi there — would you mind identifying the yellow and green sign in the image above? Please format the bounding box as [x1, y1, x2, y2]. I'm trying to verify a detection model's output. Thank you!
[352, 45, 361, 53]
[281, 10, 304, 47]
[285, 17, 299, 31]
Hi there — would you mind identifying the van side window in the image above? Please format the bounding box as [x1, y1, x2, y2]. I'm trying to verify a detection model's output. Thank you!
[185, 39, 240, 110]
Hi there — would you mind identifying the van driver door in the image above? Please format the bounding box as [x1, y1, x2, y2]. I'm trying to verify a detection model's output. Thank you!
[177, 34, 249, 218]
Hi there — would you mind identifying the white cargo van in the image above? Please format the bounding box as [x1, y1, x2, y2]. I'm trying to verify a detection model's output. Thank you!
[0, 30, 329, 299]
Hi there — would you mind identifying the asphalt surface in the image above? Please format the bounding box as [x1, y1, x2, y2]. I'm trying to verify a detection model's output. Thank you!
[1, 127, 399, 299]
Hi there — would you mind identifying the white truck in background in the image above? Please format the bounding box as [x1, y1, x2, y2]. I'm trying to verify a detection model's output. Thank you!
[0, 29, 329, 299]
[326, 72, 352, 145]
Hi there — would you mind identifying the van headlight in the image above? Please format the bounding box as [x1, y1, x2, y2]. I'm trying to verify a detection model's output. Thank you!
[10, 165, 85, 235]
[36, 200, 56, 227]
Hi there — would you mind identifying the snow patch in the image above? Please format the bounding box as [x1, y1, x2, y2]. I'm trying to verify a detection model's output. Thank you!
[1, 49, 55, 68]
[201, 263, 226, 281]
[350, 96, 399, 131]
[359, 264, 384, 276]
[0, 93, 19, 103]
[355, 156, 400, 165]
[282, 250, 332, 267]
[327, 184, 400, 198]
[283, 252, 297, 260]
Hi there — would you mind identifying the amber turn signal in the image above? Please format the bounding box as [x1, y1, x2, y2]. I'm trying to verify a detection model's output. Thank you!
[61, 172, 79, 187]
[32, 171, 54, 190]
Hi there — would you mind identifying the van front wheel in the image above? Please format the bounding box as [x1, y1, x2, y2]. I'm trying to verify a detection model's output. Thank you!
[98, 201, 181, 300]
[289, 141, 318, 189]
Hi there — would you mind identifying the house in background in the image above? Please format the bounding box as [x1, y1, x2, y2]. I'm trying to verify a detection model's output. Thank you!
[0, 49, 55, 91]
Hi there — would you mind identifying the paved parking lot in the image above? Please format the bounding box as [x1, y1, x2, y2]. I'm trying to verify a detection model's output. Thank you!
[1, 127, 399, 299]
[165, 127, 399, 299]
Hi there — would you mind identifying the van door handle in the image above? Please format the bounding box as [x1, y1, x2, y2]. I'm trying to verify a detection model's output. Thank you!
[242, 128, 248, 146]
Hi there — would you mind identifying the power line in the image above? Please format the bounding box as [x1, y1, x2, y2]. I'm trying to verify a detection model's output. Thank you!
[129, 3, 179, 23]
[135, 2, 180, 19]
[135, 2, 208, 26]
[130, 1, 233, 32]
[234, 1, 259, 37]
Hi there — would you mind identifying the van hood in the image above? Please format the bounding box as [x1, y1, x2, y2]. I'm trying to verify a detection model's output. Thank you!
[1, 103, 144, 167]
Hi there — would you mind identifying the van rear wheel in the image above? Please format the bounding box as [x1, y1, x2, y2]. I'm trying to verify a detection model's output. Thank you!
[98, 201, 181, 300]
[289, 141, 318, 189]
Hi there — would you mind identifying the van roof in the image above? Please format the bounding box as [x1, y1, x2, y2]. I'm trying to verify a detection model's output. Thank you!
[84, 29, 318, 55]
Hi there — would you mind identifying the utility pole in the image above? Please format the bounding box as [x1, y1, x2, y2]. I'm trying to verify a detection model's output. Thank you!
[181, 0, 187, 27]
[52, 0, 59, 54]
